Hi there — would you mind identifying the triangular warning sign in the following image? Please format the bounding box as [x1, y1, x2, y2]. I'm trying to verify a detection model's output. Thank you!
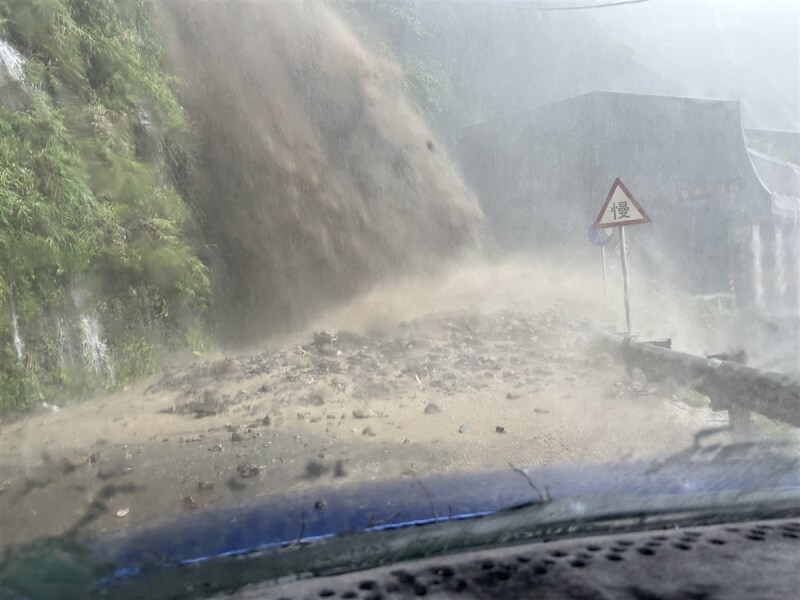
[593, 178, 651, 229]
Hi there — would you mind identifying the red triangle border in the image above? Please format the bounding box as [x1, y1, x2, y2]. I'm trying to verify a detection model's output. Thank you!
[592, 177, 652, 229]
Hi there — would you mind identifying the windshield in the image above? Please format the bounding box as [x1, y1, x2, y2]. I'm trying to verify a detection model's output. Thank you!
[0, 0, 798, 573]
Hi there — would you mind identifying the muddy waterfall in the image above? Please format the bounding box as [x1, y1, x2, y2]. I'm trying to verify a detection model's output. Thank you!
[157, 1, 482, 345]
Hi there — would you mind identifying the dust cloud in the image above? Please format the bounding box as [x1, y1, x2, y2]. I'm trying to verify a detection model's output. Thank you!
[311, 258, 608, 335]
[309, 255, 750, 364]
[157, 0, 482, 345]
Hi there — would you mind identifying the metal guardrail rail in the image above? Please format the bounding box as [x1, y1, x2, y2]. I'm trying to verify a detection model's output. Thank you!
[596, 332, 800, 430]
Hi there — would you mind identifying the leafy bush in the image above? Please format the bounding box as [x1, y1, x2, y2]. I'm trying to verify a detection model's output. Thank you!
[0, 0, 209, 413]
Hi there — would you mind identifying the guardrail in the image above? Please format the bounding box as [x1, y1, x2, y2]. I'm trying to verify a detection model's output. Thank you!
[596, 332, 800, 432]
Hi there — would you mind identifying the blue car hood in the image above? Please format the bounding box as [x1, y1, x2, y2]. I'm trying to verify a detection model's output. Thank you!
[92, 453, 800, 572]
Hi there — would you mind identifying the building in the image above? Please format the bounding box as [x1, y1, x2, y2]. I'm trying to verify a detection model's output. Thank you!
[457, 91, 799, 313]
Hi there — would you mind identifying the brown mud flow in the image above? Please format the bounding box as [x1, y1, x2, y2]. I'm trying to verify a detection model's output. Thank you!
[156, 0, 482, 345]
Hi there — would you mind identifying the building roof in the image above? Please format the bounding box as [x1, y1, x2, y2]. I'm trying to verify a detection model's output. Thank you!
[460, 91, 792, 221]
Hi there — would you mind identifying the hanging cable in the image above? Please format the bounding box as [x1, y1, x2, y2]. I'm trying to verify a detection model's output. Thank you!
[529, 0, 654, 10]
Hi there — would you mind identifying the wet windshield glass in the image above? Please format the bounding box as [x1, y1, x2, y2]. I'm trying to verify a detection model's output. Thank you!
[0, 0, 798, 564]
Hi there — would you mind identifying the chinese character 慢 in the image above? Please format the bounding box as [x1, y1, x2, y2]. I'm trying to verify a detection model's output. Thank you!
[612, 201, 630, 220]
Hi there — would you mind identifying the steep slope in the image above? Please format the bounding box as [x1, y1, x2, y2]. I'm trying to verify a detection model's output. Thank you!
[0, 0, 209, 412]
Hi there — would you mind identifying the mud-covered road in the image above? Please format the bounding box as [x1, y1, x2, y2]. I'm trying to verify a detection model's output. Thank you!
[0, 287, 726, 549]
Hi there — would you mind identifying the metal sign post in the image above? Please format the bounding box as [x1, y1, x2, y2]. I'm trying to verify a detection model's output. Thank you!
[601, 246, 608, 305]
[588, 226, 614, 306]
[592, 178, 651, 336]
[619, 226, 631, 334]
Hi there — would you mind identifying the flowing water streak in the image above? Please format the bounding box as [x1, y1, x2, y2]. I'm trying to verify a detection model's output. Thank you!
[0, 38, 25, 82]
[3, 43, 28, 364]
[57, 317, 70, 369]
[9, 295, 24, 362]
[70, 286, 114, 382]
[79, 312, 114, 383]
[774, 224, 786, 309]
[752, 224, 764, 309]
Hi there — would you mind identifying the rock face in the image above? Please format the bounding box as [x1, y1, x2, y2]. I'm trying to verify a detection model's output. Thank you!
[156, 1, 482, 345]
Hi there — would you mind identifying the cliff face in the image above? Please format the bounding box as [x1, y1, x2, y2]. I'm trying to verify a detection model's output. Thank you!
[0, 1, 208, 411]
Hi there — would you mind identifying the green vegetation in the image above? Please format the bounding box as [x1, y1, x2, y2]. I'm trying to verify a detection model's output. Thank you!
[751, 414, 798, 443]
[0, 0, 209, 413]
[745, 135, 799, 165]
[677, 388, 711, 409]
